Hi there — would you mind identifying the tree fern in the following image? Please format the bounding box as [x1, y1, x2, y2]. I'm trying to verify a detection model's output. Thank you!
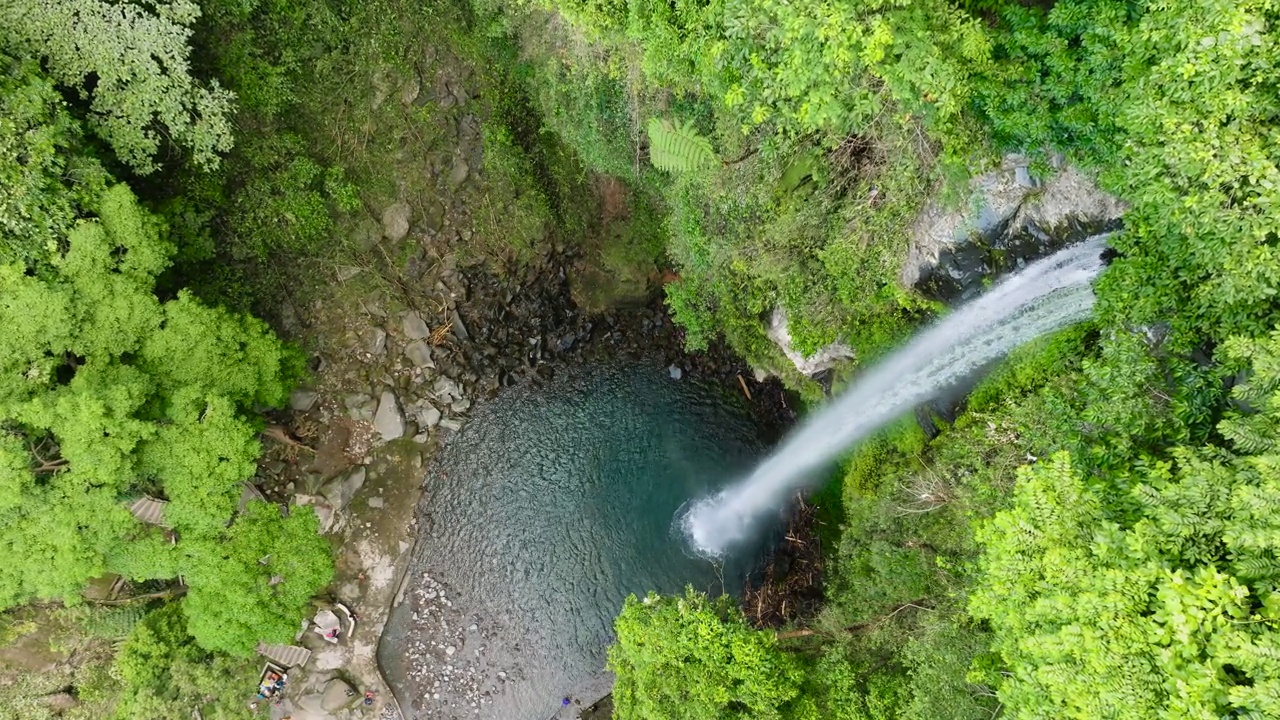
[1221, 413, 1277, 454]
[646, 118, 717, 174]
[66, 603, 150, 639]
[1231, 554, 1280, 580]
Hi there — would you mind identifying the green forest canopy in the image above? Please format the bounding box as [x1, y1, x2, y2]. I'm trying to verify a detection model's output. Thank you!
[0, 181, 330, 655]
[2, 0, 1280, 717]
[0, 0, 330, 667]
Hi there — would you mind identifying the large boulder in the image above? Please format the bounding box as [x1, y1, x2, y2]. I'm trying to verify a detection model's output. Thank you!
[294, 494, 336, 533]
[404, 339, 435, 368]
[766, 308, 855, 376]
[290, 388, 319, 412]
[903, 156, 1125, 301]
[344, 393, 377, 423]
[448, 154, 470, 189]
[417, 403, 442, 428]
[361, 326, 388, 356]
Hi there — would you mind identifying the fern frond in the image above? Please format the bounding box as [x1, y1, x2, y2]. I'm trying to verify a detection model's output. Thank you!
[1232, 553, 1280, 580]
[80, 604, 149, 639]
[1221, 413, 1277, 455]
[647, 118, 717, 174]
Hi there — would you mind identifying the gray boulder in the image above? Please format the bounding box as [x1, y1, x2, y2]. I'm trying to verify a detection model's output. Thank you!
[294, 494, 337, 533]
[405, 339, 436, 368]
[766, 308, 855, 376]
[402, 312, 430, 340]
[424, 199, 447, 232]
[432, 376, 462, 404]
[448, 155, 470, 189]
[320, 678, 358, 711]
[349, 215, 382, 252]
[320, 467, 366, 514]
[290, 389, 319, 412]
[381, 202, 412, 242]
[346, 394, 377, 423]
[418, 404, 442, 428]
[903, 156, 1125, 301]
[374, 390, 406, 441]
[362, 326, 388, 356]
[343, 392, 372, 409]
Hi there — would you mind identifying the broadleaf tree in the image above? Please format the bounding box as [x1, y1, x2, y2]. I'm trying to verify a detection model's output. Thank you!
[608, 588, 806, 720]
[0, 0, 235, 172]
[971, 329, 1280, 719]
[0, 182, 327, 654]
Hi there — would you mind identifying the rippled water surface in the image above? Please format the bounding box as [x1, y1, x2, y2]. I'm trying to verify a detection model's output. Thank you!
[379, 363, 765, 719]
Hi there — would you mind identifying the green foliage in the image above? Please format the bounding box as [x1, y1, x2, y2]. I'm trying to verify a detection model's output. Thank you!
[112, 603, 261, 719]
[717, 0, 990, 141]
[0, 0, 234, 172]
[971, 334, 1280, 718]
[965, 324, 1094, 413]
[0, 54, 109, 268]
[609, 588, 805, 720]
[970, 0, 1131, 162]
[659, 173, 766, 354]
[898, 614, 1000, 720]
[530, 52, 641, 182]
[2, 0, 1275, 716]
[647, 118, 717, 174]
[1094, 0, 1280, 349]
[0, 182, 326, 654]
[473, 124, 553, 262]
[182, 501, 332, 655]
[64, 604, 151, 641]
[227, 134, 359, 260]
[804, 645, 908, 720]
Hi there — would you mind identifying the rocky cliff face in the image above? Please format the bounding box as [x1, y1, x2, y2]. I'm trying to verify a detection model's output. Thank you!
[766, 157, 1125, 379]
[903, 156, 1126, 302]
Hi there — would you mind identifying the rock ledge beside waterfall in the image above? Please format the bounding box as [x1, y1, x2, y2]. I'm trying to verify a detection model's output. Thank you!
[903, 155, 1125, 302]
[766, 308, 855, 377]
[766, 156, 1125, 378]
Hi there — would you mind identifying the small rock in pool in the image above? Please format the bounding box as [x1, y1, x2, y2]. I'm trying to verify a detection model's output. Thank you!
[668, 365, 683, 381]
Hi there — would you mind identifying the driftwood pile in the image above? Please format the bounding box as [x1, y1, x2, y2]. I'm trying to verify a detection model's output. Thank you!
[742, 495, 825, 629]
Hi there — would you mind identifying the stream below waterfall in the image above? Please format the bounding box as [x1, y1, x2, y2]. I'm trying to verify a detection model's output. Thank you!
[378, 362, 770, 720]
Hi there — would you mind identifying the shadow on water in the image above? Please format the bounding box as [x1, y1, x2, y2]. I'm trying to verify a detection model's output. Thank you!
[378, 363, 773, 720]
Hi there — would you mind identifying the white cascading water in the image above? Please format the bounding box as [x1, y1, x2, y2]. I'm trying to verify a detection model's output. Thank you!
[683, 235, 1111, 557]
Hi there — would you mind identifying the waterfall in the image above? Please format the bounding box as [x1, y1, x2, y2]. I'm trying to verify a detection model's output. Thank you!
[682, 236, 1111, 557]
